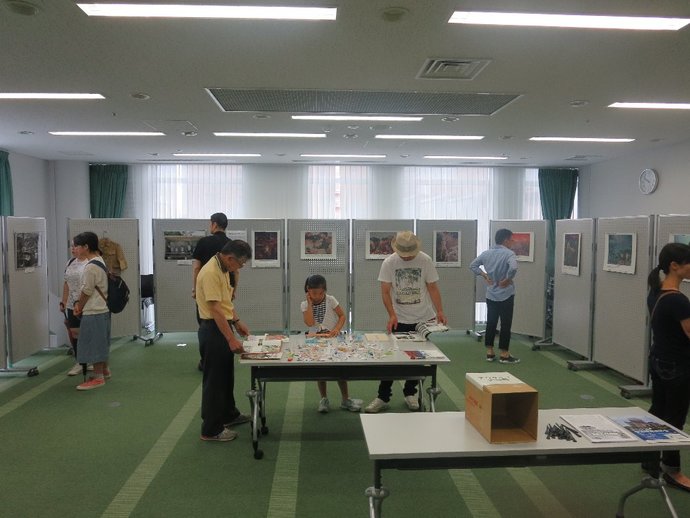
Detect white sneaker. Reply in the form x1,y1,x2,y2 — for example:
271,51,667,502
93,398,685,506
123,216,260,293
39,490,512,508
364,398,389,414
340,398,362,412
67,363,83,376
317,397,330,413
405,395,420,411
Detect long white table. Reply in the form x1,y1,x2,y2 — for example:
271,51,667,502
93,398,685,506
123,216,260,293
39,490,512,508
240,334,450,459
361,407,690,518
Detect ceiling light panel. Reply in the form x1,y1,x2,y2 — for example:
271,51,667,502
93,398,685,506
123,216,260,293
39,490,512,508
376,134,484,140
50,131,164,136
292,115,423,121
448,11,690,31
77,4,337,20
609,102,690,110
530,137,634,143
173,153,261,157
214,132,326,138
208,88,519,116
300,154,387,158
424,155,507,160
0,93,104,99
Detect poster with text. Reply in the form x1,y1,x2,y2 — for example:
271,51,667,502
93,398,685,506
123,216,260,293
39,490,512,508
433,230,461,267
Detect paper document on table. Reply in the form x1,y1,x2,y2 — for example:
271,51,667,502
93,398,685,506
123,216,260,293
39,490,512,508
364,333,390,342
560,414,637,443
241,339,283,360
609,415,690,443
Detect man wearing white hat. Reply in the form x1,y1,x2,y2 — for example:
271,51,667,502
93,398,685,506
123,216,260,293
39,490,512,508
365,231,447,413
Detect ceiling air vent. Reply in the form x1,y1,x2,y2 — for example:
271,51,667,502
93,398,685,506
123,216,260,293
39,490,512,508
417,58,490,80
565,155,602,162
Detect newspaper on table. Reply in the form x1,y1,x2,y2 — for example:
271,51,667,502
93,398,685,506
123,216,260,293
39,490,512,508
415,321,449,340
241,334,284,360
559,414,637,443
608,414,690,443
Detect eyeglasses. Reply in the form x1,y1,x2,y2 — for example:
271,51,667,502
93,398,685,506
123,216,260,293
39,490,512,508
230,256,248,267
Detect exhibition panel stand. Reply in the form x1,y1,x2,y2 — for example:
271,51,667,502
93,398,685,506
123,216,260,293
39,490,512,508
69,218,141,340
351,220,414,332
286,219,350,333
415,219,477,333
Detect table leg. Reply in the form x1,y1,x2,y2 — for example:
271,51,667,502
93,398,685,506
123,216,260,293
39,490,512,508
246,374,264,460
616,475,679,518
365,462,389,518
259,380,269,435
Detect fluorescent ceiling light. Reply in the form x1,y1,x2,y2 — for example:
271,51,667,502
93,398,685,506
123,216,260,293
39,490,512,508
609,102,690,110
173,153,261,157
300,154,387,158
215,132,326,138
77,4,337,20
448,11,690,31
530,137,634,143
424,155,507,160
50,131,164,136
0,93,104,99
292,115,423,122
375,134,484,140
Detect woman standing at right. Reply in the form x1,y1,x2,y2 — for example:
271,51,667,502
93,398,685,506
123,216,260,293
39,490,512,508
647,242,690,491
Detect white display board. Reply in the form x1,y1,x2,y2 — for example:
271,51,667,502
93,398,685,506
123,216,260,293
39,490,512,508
228,219,286,333
352,219,414,331
68,219,141,339
287,219,349,333
592,216,653,383
0,219,6,369
415,219,477,331
489,220,547,339
656,214,690,300
4,217,49,362
552,218,595,358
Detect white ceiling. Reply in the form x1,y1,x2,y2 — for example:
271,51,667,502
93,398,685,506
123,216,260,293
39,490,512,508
1,0,690,167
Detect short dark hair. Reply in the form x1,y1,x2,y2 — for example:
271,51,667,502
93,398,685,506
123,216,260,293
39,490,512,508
305,274,327,292
495,228,513,245
220,239,251,260
73,231,99,252
210,212,228,230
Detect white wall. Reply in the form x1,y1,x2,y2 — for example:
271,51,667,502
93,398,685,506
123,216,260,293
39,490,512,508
579,139,690,218
7,154,90,347
243,164,308,218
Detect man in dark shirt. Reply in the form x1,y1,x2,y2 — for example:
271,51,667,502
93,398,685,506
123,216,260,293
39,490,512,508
192,212,238,369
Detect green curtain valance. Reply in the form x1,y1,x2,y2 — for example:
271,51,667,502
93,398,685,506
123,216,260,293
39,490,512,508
0,150,14,216
89,164,128,218
538,168,579,276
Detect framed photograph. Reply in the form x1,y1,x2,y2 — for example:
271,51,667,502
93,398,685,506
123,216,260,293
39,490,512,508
301,231,335,260
164,230,205,260
603,233,636,274
669,233,690,246
510,232,534,262
366,231,396,260
252,230,280,268
15,232,42,270
433,230,461,267
561,233,581,276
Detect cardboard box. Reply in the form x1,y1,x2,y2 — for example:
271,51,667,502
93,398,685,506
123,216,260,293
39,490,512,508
465,372,538,444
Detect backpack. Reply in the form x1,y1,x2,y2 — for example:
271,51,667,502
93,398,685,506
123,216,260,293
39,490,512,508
88,260,130,313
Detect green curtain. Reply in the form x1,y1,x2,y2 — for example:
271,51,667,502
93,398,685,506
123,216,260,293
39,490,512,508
89,164,128,218
0,150,14,216
538,168,579,277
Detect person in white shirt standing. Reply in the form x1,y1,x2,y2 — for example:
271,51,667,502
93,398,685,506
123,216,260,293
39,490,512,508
72,232,111,391
364,231,447,414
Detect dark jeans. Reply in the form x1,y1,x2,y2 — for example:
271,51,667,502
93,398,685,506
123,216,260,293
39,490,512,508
485,296,514,351
377,322,419,402
648,356,690,470
199,320,241,437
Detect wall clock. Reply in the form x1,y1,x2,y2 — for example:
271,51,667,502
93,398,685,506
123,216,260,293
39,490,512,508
639,168,658,195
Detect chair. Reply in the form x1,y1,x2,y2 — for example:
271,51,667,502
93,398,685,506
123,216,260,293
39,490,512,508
134,274,163,346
